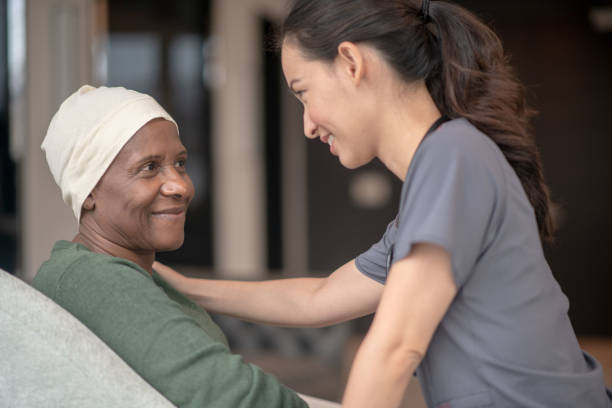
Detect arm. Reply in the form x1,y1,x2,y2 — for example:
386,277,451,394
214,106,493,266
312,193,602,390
341,243,457,408
154,259,384,328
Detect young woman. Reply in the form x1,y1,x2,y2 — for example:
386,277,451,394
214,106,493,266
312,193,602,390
156,1,612,407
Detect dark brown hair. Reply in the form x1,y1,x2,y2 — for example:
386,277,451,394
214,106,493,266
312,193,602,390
281,0,554,241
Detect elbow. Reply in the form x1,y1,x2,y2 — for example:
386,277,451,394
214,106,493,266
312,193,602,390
394,346,424,368
379,340,425,376
356,333,425,385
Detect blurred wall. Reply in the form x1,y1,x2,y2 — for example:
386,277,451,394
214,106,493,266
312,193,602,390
16,0,105,281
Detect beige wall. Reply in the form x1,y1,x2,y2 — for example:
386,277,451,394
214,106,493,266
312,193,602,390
17,0,104,281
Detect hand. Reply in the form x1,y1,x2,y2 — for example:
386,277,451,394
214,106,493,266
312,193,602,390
153,261,188,291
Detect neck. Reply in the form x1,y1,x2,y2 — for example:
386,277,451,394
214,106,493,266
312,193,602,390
73,222,154,274
375,82,442,181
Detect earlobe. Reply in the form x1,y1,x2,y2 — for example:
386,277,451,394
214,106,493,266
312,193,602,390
82,195,95,211
336,41,365,86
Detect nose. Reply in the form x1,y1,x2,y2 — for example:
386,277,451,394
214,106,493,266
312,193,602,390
160,167,193,200
303,109,317,139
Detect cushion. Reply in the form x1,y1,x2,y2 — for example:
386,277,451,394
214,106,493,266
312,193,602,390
0,268,174,407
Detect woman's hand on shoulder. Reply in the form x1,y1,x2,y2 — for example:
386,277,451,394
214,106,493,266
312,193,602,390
153,261,190,292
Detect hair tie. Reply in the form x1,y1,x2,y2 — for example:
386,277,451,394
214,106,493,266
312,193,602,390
420,0,432,23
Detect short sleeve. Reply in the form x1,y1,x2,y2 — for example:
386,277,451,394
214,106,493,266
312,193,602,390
355,218,398,284
393,126,501,288
56,256,306,408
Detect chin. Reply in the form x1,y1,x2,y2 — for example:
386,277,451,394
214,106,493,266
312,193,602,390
339,154,371,170
154,235,185,252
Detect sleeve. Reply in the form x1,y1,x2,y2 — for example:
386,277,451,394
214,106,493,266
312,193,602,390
392,134,500,288
355,218,398,284
57,257,307,408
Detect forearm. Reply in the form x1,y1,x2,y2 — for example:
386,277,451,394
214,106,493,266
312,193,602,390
158,259,381,328
180,276,331,327
342,244,456,407
342,331,421,408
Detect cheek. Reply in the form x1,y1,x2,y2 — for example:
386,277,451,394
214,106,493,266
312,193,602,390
120,188,157,221
185,175,195,203
307,87,336,124
313,92,353,130
306,101,332,129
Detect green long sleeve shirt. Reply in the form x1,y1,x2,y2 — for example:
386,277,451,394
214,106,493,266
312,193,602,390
32,241,306,408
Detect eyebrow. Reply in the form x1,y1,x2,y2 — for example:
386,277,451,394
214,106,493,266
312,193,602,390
133,150,188,165
134,154,160,164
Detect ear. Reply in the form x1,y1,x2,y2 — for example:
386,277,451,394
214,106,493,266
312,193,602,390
336,41,366,86
82,195,95,211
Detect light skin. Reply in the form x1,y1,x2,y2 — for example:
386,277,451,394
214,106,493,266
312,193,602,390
155,40,457,408
75,118,194,274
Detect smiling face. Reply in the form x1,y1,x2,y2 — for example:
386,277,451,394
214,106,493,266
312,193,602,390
281,40,378,169
86,118,194,253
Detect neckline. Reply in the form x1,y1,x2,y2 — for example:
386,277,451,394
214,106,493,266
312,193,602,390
401,115,451,182
424,115,450,140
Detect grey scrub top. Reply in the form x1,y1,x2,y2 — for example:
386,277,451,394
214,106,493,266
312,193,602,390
356,118,611,407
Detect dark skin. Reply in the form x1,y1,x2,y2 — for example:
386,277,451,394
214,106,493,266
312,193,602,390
73,118,194,273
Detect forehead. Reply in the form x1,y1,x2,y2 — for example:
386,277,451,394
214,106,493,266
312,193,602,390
281,41,334,85
281,41,305,76
116,119,182,162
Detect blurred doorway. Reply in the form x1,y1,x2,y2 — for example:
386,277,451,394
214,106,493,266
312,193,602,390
107,0,214,267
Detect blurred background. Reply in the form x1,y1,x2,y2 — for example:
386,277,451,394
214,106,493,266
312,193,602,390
1,0,611,404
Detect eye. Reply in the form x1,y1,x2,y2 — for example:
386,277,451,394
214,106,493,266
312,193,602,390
140,161,158,173
175,158,188,171
292,89,305,101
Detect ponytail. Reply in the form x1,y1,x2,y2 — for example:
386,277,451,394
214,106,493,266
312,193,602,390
428,2,554,241
281,0,555,242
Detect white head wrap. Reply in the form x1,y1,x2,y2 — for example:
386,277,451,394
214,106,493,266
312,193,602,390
42,85,178,221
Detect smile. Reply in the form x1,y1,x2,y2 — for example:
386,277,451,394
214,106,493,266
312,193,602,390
151,207,186,219
320,134,334,145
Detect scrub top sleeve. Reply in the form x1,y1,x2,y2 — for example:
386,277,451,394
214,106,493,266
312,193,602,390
355,217,398,284
393,133,500,288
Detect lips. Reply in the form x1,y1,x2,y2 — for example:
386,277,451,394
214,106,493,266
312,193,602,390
320,134,334,146
151,207,186,217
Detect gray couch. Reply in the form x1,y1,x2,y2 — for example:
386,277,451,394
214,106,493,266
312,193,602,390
0,268,174,407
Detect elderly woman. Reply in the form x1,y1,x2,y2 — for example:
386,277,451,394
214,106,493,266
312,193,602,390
32,85,317,408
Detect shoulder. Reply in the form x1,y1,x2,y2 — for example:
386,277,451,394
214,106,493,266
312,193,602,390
421,118,501,163
406,118,507,188
33,240,152,302
33,242,185,342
